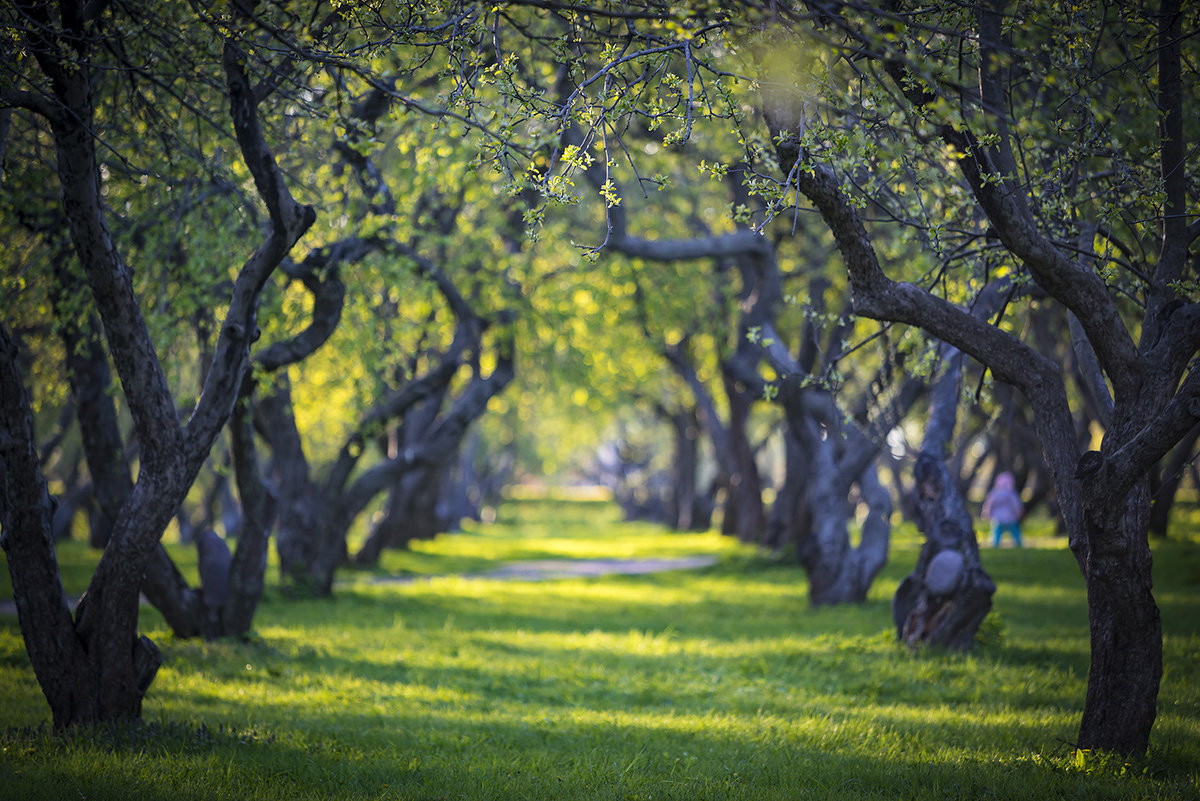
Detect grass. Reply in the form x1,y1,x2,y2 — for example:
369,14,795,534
0,498,1198,800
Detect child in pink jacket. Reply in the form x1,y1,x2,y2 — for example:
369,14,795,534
983,471,1023,547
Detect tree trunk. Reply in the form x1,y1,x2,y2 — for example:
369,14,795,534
3,326,164,725
51,265,133,550
275,493,344,596
355,464,447,566
719,369,766,542
893,351,994,650
665,407,705,531
389,463,453,548
139,545,204,637
254,380,340,595
893,451,996,650
353,387,474,566
222,389,276,637
765,421,811,551
4,3,312,725
1,325,119,728
436,432,487,530
1076,482,1161,754
785,399,893,606
808,462,892,605
1072,423,1164,754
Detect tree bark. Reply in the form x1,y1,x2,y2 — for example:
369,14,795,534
257,379,344,595
1076,478,1161,754
664,405,709,531
765,424,810,550
357,463,449,562
222,387,276,637
50,262,132,549
794,412,894,605
4,1,313,724
1,323,121,729
890,344,994,650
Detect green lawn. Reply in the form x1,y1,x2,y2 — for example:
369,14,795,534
1,498,1198,800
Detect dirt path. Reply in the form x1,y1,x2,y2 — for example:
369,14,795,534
380,555,720,583
0,556,720,616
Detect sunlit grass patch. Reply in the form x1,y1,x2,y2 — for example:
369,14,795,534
1,500,1198,800
360,508,744,582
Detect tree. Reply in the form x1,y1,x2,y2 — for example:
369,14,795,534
749,0,1199,755
573,141,918,601
252,120,524,587
0,0,322,725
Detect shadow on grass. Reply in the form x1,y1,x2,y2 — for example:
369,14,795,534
4,521,1199,800
49,695,1174,801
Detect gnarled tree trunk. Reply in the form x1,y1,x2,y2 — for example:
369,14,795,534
891,351,994,650
2,3,313,725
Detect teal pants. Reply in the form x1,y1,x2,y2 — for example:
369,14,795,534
992,522,1022,547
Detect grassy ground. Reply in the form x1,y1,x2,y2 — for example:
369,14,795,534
1,498,1198,800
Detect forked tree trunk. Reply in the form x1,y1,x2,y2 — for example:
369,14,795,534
893,452,995,650
779,395,893,606
4,4,313,726
1,325,163,727
804,461,892,605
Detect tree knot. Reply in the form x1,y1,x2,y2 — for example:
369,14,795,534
1074,451,1104,480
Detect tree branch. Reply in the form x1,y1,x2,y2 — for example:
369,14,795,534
185,36,316,452
863,0,1141,394
254,244,353,372
0,88,60,122
322,335,468,496
1154,0,1188,287
341,344,515,518
1105,364,1200,497
775,143,1087,546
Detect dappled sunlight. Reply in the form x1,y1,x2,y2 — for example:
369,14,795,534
5,500,1200,800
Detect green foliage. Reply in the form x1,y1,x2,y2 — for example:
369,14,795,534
2,501,1198,800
